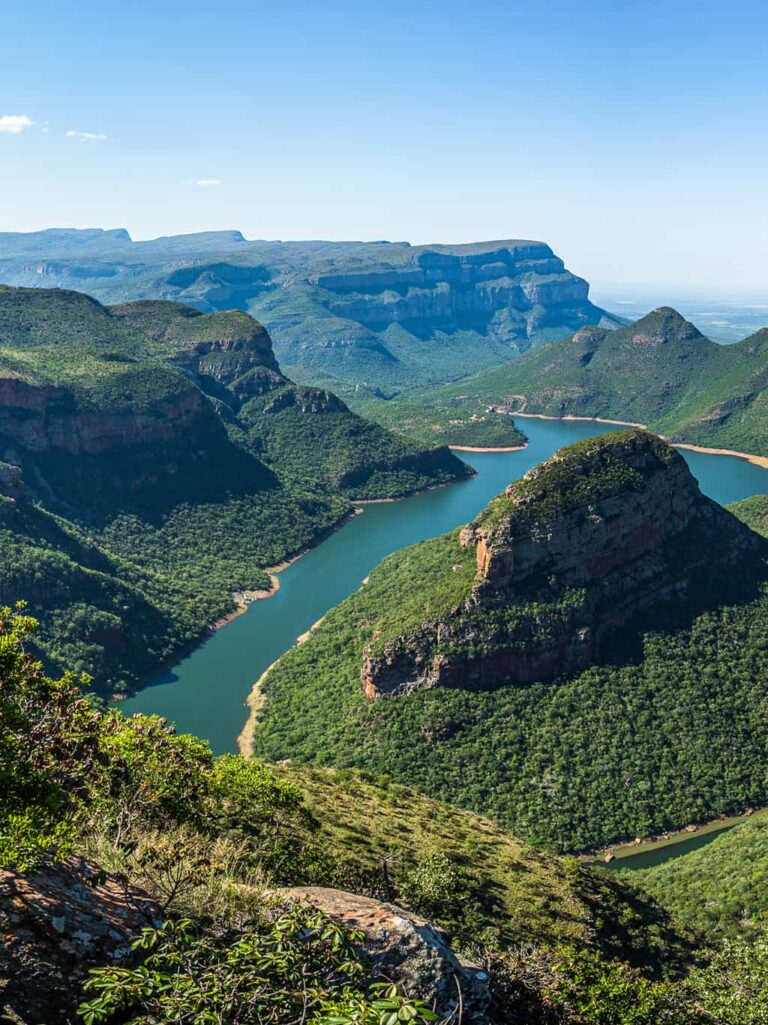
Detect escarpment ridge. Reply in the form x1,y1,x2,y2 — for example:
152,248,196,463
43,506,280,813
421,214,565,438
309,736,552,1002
361,431,762,698
0,231,621,393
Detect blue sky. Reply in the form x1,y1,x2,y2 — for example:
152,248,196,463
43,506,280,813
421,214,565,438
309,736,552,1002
1,0,766,291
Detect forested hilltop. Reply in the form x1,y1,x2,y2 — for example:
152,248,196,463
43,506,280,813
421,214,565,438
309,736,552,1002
0,228,621,394
250,431,768,852
366,307,768,456
0,286,469,693
2,604,766,1024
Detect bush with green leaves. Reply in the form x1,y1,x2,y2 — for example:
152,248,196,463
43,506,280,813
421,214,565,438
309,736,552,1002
486,945,698,1025
79,909,440,1025
0,606,319,885
0,603,96,869
688,937,768,1025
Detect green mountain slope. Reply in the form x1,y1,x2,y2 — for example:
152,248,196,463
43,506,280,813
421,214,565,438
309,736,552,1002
3,609,706,1024
0,287,468,691
274,763,689,965
630,810,768,939
394,307,768,455
250,432,768,852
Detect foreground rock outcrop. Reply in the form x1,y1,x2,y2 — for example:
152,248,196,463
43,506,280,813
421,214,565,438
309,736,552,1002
362,431,763,697
281,886,491,1020
0,856,161,1023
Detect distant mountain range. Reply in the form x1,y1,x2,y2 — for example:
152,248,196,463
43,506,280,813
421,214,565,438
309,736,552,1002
0,229,621,395
369,307,768,456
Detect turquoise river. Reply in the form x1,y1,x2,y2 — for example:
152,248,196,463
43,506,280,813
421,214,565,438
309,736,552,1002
122,418,768,759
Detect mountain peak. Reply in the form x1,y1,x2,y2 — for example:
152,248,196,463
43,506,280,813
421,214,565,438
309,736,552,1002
361,430,761,698
627,307,703,345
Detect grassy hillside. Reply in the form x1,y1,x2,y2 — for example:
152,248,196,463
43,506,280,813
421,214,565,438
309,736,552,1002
630,810,768,939
274,763,688,965
7,609,724,1025
729,494,768,534
279,364,528,449
353,395,527,448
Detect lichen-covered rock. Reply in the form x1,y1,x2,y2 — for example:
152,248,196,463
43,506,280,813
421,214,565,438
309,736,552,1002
0,856,161,1023
280,886,491,1021
362,431,764,697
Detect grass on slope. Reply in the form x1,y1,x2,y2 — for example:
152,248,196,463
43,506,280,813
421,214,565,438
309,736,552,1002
353,396,527,449
238,388,472,499
278,366,528,449
729,495,768,535
0,286,163,386
629,810,768,939
276,763,689,968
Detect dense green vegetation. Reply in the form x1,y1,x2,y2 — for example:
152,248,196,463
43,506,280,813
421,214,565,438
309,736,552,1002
729,493,768,535
10,606,751,1024
251,434,768,853
385,307,768,455
0,287,468,692
252,550,768,853
353,395,527,448
475,430,670,528
629,811,768,939
279,364,529,449
3,606,768,1023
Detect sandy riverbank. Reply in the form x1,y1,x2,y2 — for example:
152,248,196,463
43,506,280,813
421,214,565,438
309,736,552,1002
213,507,366,630
512,411,768,468
513,411,649,429
450,443,527,453
586,808,763,867
671,441,768,469
239,612,328,756
237,662,274,756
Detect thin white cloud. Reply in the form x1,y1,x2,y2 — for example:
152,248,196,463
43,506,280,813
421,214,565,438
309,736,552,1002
0,115,35,134
66,130,108,141
192,178,222,187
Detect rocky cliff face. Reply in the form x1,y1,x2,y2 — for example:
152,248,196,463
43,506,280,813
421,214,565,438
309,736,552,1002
0,231,620,393
0,366,266,518
0,370,221,456
362,431,762,698
315,242,604,343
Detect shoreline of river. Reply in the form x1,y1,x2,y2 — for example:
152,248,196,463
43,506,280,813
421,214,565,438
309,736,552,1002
239,612,328,756
512,411,768,468
586,807,763,869
237,662,273,757
129,476,467,700
451,443,527,453
123,416,768,751
207,510,364,632
513,411,649,429
118,506,365,699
